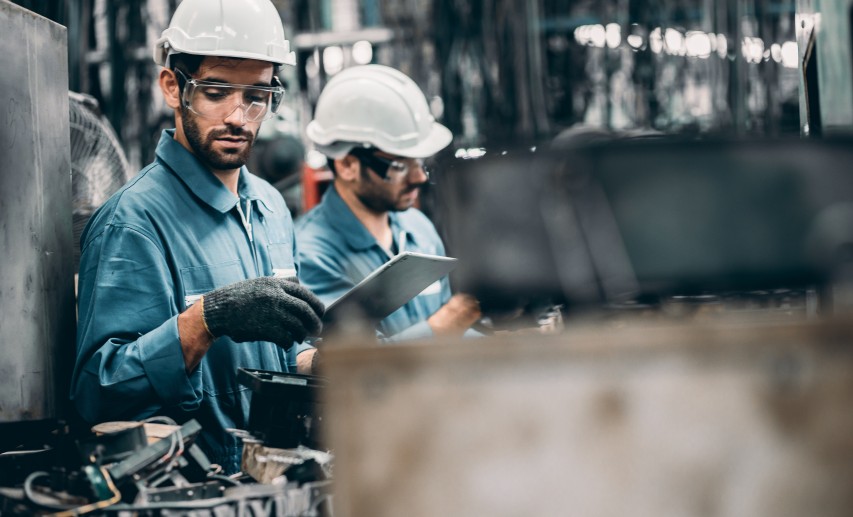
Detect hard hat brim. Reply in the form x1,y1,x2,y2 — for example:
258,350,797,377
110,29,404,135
311,121,453,160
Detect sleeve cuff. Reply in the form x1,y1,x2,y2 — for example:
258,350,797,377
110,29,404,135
138,315,203,410
292,340,316,356
386,320,435,342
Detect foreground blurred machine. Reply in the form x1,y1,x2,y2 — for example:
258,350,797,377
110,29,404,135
435,135,853,319
322,135,853,517
320,3,853,514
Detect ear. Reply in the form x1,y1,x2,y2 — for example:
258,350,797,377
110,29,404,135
334,154,361,182
159,68,181,110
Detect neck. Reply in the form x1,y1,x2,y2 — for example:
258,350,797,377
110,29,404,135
213,168,240,196
334,183,393,251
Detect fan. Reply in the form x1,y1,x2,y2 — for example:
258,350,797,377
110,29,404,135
69,92,134,270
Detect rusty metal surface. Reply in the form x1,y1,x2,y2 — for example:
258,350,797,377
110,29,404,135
0,0,74,422
323,316,853,517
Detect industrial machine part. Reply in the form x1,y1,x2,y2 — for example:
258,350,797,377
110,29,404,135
435,136,853,314
241,442,333,484
797,0,853,136
322,316,853,517
69,91,134,271
238,368,327,450
0,417,334,515
0,0,76,424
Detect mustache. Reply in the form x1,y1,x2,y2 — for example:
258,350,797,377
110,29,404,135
209,127,254,141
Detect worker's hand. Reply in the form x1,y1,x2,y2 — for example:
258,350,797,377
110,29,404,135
201,276,325,350
427,293,482,337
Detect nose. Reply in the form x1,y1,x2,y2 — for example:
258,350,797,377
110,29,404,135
408,161,429,183
223,104,248,127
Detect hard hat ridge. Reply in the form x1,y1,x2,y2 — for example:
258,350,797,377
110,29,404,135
153,0,296,67
306,65,453,159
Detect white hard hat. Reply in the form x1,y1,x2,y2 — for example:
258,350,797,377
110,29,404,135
306,65,453,159
153,0,296,67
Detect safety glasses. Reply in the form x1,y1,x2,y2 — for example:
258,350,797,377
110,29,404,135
350,148,430,183
174,68,284,122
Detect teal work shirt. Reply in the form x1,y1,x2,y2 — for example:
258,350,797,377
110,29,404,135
73,130,312,473
295,185,451,340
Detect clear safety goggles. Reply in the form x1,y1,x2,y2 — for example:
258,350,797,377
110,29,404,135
351,148,430,183
174,68,284,122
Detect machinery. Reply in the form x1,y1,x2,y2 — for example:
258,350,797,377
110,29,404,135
434,135,853,320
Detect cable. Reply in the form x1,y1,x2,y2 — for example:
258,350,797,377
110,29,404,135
23,471,77,511
208,474,242,487
142,416,178,426
47,467,122,517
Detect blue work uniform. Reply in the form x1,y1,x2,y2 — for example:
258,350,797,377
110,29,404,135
73,129,312,473
295,184,451,340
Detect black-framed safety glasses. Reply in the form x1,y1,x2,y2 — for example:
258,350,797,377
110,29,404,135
350,148,430,183
174,68,285,122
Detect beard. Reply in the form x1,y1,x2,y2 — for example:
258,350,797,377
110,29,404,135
181,107,256,171
354,165,421,213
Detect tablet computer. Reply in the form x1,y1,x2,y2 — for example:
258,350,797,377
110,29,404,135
323,251,458,326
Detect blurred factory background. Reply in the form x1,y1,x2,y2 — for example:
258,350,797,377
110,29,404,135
4,0,853,515
12,0,806,186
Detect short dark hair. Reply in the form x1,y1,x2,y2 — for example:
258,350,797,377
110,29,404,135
169,53,281,78
169,53,206,76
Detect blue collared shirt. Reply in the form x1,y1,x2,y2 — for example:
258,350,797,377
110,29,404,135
73,130,312,473
295,185,451,340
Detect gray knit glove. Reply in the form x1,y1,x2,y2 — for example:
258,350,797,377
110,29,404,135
201,276,324,350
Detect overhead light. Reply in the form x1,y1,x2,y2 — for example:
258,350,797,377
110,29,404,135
770,43,782,62
741,37,765,63
323,46,344,75
352,40,373,65
685,31,711,58
664,28,685,56
627,34,644,49
715,34,728,59
781,41,798,68
649,27,663,54
454,148,487,160
589,24,606,48
605,23,621,49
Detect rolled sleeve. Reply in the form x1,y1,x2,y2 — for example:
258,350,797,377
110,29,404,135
138,316,202,409
73,223,202,422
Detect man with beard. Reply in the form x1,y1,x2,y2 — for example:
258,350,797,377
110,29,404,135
72,0,324,474
296,65,481,341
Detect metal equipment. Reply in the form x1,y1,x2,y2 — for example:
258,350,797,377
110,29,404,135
0,0,76,424
238,368,327,450
322,316,853,517
435,135,853,315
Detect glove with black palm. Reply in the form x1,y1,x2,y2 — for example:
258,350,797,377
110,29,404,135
202,276,324,350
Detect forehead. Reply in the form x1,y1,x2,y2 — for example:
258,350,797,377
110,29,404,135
195,56,274,84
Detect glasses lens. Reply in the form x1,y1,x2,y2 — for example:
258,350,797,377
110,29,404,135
356,151,428,182
178,70,280,122
189,85,272,121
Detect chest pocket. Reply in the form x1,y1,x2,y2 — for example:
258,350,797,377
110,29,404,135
267,242,296,278
179,259,244,309
180,259,283,397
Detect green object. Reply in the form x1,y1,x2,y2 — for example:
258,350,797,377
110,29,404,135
83,465,113,501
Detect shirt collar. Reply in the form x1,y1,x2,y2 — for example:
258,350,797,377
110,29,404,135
154,129,277,214
321,185,375,251
320,184,419,251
